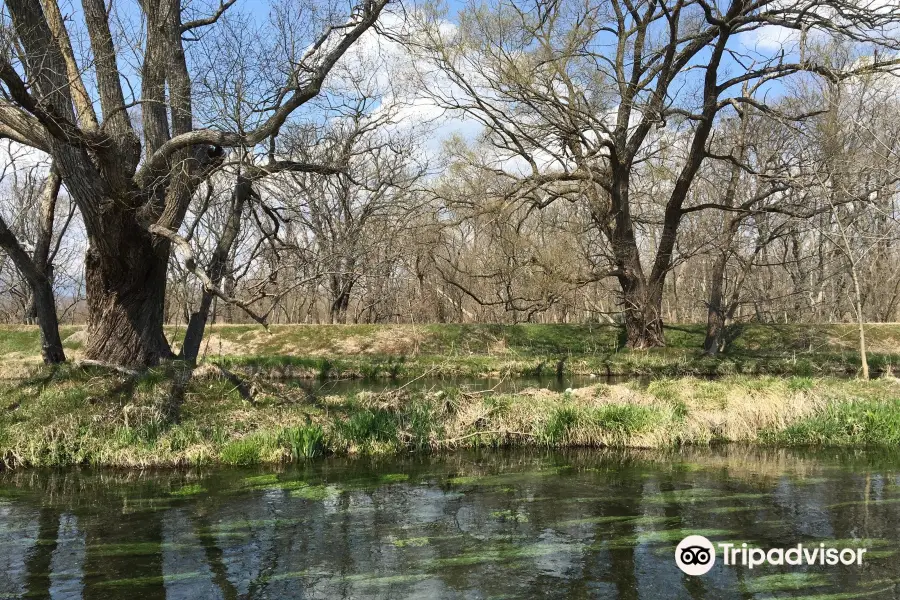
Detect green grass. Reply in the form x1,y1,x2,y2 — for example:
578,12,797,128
1,323,899,467
280,424,326,460
0,325,80,356
4,323,899,380
201,322,899,379
1,362,899,467
766,397,900,446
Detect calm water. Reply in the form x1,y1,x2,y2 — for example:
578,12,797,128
1,447,899,599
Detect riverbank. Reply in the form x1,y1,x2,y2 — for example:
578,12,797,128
2,322,900,379
1,364,899,468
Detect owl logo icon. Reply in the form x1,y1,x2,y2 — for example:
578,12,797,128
675,535,716,575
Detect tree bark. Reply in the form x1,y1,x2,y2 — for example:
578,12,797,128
703,252,728,356
181,291,215,364
329,288,352,324
83,219,172,367
620,273,665,349
32,275,66,363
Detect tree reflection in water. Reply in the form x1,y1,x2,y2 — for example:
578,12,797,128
1,447,899,599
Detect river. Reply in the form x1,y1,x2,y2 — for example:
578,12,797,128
1,446,898,598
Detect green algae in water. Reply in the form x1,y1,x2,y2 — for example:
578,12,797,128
743,573,832,593
291,484,341,500
707,505,761,514
241,474,280,487
490,509,529,523
2,447,900,599
391,537,430,547
169,483,204,497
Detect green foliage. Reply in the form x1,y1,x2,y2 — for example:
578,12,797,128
769,398,900,446
333,408,398,451
788,377,815,391
589,404,658,434
403,400,439,451
280,424,325,460
317,358,333,379
541,406,579,445
220,435,276,465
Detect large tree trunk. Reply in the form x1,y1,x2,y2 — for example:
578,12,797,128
607,165,667,350
620,274,665,349
330,289,352,324
83,221,172,368
703,252,728,356
3,0,388,368
328,270,354,325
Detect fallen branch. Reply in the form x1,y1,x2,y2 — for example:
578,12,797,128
439,430,535,444
75,359,141,377
192,363,255,402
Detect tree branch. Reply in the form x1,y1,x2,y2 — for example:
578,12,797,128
180,0,238,32
133,0,390,186
148,223,269,327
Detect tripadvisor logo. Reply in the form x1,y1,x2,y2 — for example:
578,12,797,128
675,535,868,576
676,535,716,575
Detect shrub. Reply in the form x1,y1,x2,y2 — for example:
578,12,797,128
221,436,269,464
771,399,900,446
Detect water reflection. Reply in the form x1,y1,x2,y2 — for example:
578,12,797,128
1,447,899,599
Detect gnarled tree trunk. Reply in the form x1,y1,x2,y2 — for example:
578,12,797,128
329,286,353,324
2,0,388,368
619,273,666,349
83,220,172,367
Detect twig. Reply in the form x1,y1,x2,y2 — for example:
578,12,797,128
439,430,534,444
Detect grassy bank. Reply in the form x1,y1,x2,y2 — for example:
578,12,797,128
1,363,899,468
2,322,899,379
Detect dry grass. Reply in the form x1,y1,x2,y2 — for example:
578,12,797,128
1,363,898,468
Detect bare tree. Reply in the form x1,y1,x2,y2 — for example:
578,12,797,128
270,87,429,324
0,0,390,366
407,0,900,348
0,146,73,363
